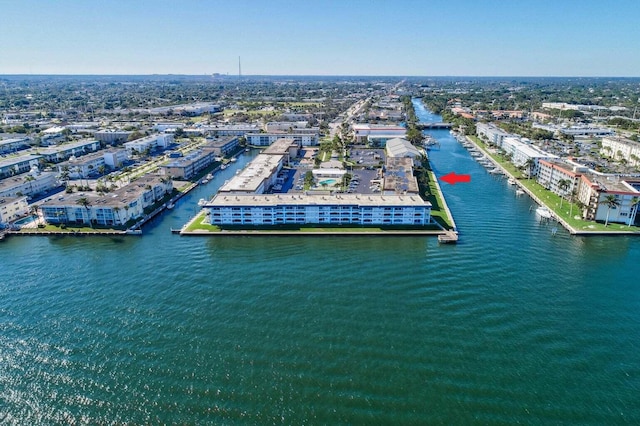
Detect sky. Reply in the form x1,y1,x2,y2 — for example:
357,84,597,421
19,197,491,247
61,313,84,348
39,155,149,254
1,0,638,77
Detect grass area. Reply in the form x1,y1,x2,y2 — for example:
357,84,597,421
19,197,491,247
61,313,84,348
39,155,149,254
182,212,442,233
19,224,126,234
519,178,640,232
425,170,454,230
414,166,454,230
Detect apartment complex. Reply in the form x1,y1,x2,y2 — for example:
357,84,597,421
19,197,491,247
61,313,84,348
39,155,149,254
537,159,640,225
206,193,431,226
601,136,640,165
0,196,29,225
245,132,319,146
123,133,174,155
40,176,172,227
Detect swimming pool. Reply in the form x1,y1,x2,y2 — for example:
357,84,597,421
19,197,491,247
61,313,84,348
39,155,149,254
318,179,338,186
14,216,35,226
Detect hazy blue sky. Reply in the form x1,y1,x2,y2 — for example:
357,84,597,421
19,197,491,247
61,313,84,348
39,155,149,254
1,0,638,76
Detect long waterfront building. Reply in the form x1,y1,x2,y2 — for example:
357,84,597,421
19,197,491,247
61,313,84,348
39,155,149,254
206,193,431,226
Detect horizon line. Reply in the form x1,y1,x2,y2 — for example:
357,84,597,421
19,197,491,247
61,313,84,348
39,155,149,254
1,73,639,79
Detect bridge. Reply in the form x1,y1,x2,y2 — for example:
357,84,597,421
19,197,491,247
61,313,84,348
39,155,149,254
416,122,453,129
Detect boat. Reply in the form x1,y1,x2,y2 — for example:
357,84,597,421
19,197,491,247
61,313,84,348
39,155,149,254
197,198,207,207
516,189,525,196
220,164,228,170
206,173,213,180
201,179,209,184
508,178,516,185
535,206,552,219
489,168,503,175
230,157,237,163
245,148,250,152
166,202,174,210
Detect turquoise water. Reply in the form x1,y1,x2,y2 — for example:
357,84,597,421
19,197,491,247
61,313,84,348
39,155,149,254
13,216,35,226
318,178,338,186
0,102,639,424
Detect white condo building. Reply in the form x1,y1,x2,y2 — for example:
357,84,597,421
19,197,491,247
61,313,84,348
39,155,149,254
601,137,640,165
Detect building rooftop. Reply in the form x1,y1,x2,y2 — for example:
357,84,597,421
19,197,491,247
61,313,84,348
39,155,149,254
207,192,431,208
218,154,282,193
383,157,419,194
262,138,298,155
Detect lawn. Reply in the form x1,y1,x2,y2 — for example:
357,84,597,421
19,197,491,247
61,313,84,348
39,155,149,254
182,212,442,234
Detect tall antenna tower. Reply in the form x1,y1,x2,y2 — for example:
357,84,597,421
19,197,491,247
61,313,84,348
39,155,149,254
238,56,242,80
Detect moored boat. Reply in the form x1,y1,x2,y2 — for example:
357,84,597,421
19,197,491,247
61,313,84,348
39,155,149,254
535,206,552,219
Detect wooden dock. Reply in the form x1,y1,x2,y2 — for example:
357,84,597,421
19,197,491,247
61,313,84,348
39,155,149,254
438,231,459,244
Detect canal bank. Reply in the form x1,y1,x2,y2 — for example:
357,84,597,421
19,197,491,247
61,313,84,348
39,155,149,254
460,133,640,236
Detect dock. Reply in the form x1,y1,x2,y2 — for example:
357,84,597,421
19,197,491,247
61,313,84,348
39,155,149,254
438,231,459,244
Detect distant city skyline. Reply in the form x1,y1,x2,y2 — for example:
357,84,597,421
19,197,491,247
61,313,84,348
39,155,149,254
1,0,639,77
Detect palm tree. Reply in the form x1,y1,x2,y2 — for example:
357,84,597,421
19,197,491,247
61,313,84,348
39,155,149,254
24,175,35,197
628,196,639,227
569,189,578,218
76,197,92,227
29,204,39,225
557,179,571,209
524,158,535,180
113,206,121,226
600,194,620,227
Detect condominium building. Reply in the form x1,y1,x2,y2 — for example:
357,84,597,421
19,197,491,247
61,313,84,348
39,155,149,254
204,136,240,157
161,148,216,179
36,139,101,163
0,137,31,154
476,123,510,146
264,121,309,132
0,154,42,179
245,132,319,146
57,152,107,178
205,193,431,226
383,157,420,195
601,136,640,165
204,124,260,136
40,176,172,226
124,133,174,155
352,124,406,146
501,136,558,173
0,171,58,198
94,130,132,145
218,154,285,194
0,196,29,225
537,159,640,225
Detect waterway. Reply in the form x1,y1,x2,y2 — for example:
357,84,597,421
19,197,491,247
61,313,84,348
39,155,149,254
0,101,639,424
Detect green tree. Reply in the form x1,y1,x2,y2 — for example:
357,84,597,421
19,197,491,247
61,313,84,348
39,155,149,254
524,158,535,180
600,194,620,227
76,197,92,227
557,179,571,208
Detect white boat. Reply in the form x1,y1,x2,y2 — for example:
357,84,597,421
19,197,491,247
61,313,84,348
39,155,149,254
220,164,228,170
206,173,213,180
489,168,503,175
508,178,516,185
230,157,237,163
166,202,174,210
198,198,207,206
535,206,552,219
201,179,209,184
516,189,525,196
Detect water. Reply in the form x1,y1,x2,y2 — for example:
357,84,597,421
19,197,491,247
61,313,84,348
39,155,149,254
1,105,639,424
